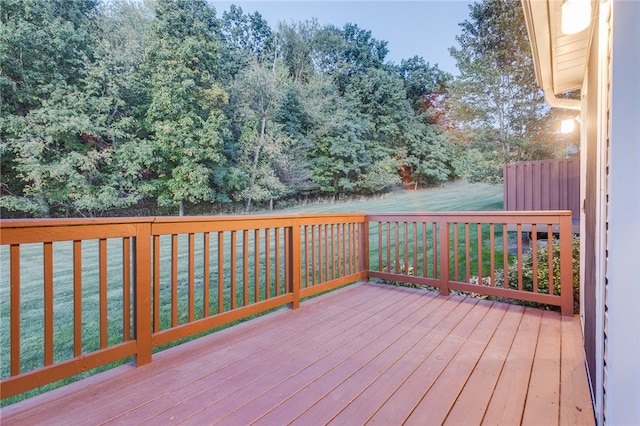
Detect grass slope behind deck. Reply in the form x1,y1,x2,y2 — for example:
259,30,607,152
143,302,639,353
278,181,503,214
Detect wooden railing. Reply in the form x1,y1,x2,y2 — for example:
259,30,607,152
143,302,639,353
367,211,575,312
0,211,574,399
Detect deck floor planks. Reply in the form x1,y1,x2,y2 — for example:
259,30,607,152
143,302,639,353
1,282,595,426
9,283,393,425
114,284,416,424
136,284,425,424
323,296,460,426
404,301,511,425
290,296,454,426
364,297,492,425
275,294,448,425
442,303,525,425
560,315,596,425
4,283,376,424
184,286,438,425
481,307,543,425
521,310,562,425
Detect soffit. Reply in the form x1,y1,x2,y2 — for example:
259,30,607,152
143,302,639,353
522,0,596,95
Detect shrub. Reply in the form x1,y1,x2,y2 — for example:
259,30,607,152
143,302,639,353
498,234,580,311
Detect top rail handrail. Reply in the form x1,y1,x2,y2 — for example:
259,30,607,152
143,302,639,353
0,212,368,228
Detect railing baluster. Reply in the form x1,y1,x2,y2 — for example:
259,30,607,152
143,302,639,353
203,232,210,317
394,222,400,274
311,225,316,286
265,228,271,297
489,223,495,287
243,230,249,306
153,235,160,332
73,241,82,356
548,224,554,295
477,223,483,285
517,224,523,291
275,228,281,297
454,222,459,282
532,224,538,293
377,222,382,273
254,229,260,303
188,233,195,322
413,222,418,278
318,225,324,283
324,224,329,281
302,226,308,288
439,221,450,296
217,232,224,313
465,223,471,283
10,244,21,376
230,230,237,309
432,222,438,277
99,238,108,348
44,242,54,365
331,224,336,280
503,224,509,289
422,222,428,277
171,234,178,326
344,223,349,275
123,238,131,341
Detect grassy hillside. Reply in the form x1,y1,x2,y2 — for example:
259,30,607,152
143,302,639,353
279,181,503,214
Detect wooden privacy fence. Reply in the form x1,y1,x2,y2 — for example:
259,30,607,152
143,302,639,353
504,158,580,221
0,211,574,398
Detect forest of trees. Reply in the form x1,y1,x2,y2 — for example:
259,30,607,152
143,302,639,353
0,0,567,217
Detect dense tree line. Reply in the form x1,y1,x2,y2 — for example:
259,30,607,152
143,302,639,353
1,0,562,217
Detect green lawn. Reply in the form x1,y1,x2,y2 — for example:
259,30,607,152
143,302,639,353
279,181,503,214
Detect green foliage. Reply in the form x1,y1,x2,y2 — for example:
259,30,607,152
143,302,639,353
498,235,580,310
1,1,471,217
448,0,558,183
144,0,229,214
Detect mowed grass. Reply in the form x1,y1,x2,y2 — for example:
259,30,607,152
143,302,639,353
0,181,503,405
278,181,503,214
283,181,506,283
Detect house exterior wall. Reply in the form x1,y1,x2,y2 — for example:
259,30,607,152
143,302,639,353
603,1,640,424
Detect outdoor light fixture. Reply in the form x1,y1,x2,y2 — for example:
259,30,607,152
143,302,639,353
561,118,576,133
562,0,592,35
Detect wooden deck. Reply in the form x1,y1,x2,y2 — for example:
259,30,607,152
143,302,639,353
1,282,594,425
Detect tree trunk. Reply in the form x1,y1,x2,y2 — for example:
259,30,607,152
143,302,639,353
179,200,184,217
246,114,267,213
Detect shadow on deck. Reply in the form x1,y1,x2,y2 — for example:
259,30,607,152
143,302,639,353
1,282,594,425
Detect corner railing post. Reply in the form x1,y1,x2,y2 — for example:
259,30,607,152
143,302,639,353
359,218,370,279
439,220,450,296
133,221,152,366
559,213,574,316
287,222,301,309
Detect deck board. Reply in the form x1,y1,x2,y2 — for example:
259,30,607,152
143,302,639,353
1,282,595,426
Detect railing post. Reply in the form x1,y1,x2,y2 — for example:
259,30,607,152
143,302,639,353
439,221,450,296
133,222,152,366
559,213,574,316
359,219,370,279
287,223,301,309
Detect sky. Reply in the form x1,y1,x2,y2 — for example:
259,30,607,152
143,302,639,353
211,1,474,75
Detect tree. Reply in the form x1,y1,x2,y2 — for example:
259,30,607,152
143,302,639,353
218,5,274,82
1,0,150,217
230,59,293,211
310,23,388,94
145,0,229,216
448,0,550,178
